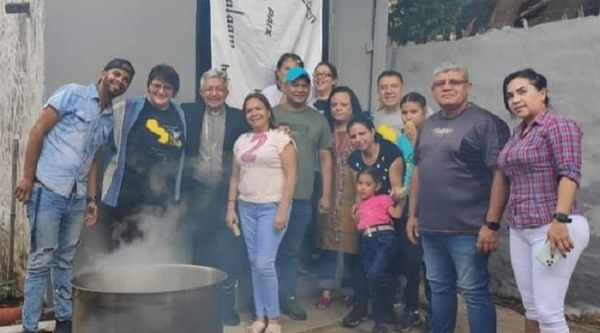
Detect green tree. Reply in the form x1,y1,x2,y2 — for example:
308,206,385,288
388,0,479,44
389,0,599,45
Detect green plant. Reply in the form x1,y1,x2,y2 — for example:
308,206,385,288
0,280,20,306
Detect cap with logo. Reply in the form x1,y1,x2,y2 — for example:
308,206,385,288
103,58,135,79
285,66,310,83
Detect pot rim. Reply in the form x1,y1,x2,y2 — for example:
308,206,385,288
71,264,227,294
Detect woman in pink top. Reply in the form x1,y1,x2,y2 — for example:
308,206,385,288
226,93,297,333
354,168,402,333
498,68,589,333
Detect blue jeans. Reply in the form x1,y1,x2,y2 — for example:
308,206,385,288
360,229,397,324
276,199,312,299
239,201,289,318
422,234,496,333
22,183,85,331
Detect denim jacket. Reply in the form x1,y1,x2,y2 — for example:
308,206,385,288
37,83,113,198
101,95,187,206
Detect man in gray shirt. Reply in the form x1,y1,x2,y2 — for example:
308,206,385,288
372,70,405,136
406,61,510,333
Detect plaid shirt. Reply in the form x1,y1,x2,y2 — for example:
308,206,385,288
497,109,583,229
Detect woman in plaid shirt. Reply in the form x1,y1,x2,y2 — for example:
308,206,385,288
498,68,590,333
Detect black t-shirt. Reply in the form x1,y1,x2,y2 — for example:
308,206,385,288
312,99,330,115
348,138,403,194
120,100,185,206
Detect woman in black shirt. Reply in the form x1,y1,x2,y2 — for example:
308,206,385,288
342,116,405,331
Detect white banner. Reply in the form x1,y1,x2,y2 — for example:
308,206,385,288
210,0,323,108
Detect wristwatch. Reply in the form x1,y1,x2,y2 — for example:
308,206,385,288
484,221,500,231
552,212,572,223
86,196,97,204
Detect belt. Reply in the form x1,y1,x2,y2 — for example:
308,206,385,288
362,224,394,237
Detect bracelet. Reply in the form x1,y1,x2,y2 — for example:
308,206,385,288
228,199,236,202
86,196,97,204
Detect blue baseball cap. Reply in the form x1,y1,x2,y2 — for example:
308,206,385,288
285,66,310,83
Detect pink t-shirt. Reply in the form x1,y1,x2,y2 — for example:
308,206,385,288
234,130,293,203
356,194,395,231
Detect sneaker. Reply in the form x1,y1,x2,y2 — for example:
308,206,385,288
425,314,432,333
280,296,307,320
342,303,368,328
54,320,72,333
394,309,422,331
372,323,390,333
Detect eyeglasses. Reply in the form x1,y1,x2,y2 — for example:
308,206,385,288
202,86,227,93
432,79,468,89
314,72,333,78
150,82,174,93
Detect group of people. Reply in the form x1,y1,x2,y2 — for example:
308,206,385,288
13,52,589,333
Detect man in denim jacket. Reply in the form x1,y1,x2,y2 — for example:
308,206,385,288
14,58,134,333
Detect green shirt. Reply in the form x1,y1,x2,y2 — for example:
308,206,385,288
273,105,332,200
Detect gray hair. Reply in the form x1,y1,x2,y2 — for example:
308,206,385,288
200,68,229,90
433,61,469,81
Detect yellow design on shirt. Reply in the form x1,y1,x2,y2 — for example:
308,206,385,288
377,124,397,142
145,118,182,147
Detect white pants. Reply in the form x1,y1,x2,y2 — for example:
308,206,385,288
510,215,590,333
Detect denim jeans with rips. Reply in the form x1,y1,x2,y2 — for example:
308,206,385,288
22,183,85,332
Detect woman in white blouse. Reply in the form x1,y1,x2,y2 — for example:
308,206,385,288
226,93,297,333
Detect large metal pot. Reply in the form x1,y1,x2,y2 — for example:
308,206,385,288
72,264,227,333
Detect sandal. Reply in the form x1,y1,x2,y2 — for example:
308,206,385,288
316,294,333,309
244,321,266,333
264,323,282,333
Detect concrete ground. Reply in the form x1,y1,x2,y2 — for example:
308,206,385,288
1,277,597,333
225,294,597,333
0,295,596,333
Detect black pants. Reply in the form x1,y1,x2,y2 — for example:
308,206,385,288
184,184,248,288
299,171,322,270
393,201,426,312
107,190,176,248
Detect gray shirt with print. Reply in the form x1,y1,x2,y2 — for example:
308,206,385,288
413,103,510,234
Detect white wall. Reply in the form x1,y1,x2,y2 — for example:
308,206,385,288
0,0,44,279
44,0,197,102
388,16,600,313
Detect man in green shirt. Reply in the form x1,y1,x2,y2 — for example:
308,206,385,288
273,67,332,320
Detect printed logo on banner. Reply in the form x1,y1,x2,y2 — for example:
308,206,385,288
211,0,323,108
265,7,274,36
301,0,317,24
226,0,243,49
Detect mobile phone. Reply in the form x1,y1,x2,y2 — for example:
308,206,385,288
535,242,561,267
